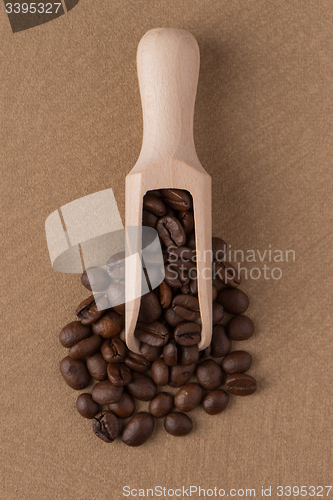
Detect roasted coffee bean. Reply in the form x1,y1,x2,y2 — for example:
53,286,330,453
186,232,196,249
119,328,126,343
172,294,200,321
106,251,125,281
168,363,196,388
178,345,199,366
147,189,162,198
160,189,192,211
215,261,241,288
126,372,157,401
196,360,223,390
163,340,178,367
210,325,232,358
92,310,124,338
59,321,91,348
164,306,184,327
189,278,198,295
212,301,224,325
59,356,90,390
122,412,155,447
212,237,227,261
168,258,195,273
198,344,211,363
164,412,193,436
221,351,252,374
174,322,201,346
180,283,190,295
212,284,218,302
217,287,249,315
101,338,127,364
107,283,125,315
164,264,189,288
76,393,100,419
225,374,257,396
138,292,162,323
76,295,109,325
174,383,204,412
178,210,194,234
124,353,151,372
168,246,196,263
86,352,108,381
149,392,174,418
156,281,173,309
68,335,103,360
140,343,163,361
107,391,135,418
81,267,111,292
92,411,119,443
156,216,186,248
92,380,124,405
226,315,254,340
107,362,132,386
151,358,169,386
135,321,169,347
143,193,166,216
202,389,229,415
143,209,158,228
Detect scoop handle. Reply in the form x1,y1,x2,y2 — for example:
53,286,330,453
136,28,200,166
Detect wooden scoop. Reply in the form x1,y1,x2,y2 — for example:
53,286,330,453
125,28,212,352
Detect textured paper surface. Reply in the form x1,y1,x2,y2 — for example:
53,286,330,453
0,1,332,499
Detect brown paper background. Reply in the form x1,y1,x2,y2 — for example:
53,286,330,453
1,1,332,499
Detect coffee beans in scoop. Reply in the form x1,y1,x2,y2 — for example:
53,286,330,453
58,188,257,446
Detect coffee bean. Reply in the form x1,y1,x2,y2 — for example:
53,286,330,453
160,189,192,211
59,321,91,348
143,209,158,228
119,328,126,343
163,306,184,327
76,295,109,325
151,358,169,386
202,389,229,415
164,264,189,288
124,353,151,373
126,372,157,401
212,237,226,261
92,310,124,338
92,380,124,405
81,267,111,292
149,392,174,418
92,411,119,443
210,325,232,358
101,338,127,364
222,351,252,374
156,216,186,248
174,383,204,412
174,322,201,346
68,335,103,360
76,393,100,419
164,412,193,436
107,391,135,418
156,281,172,308
217,287,249,315
59,356,90,390
143,193,166,216
225,374,257,395
106,251,125,281
178,210,194,234
172,294,200,321
135,321,169,347
186,232,196,249
215,261,241,288
107,283,125,315
196,360,223,390
122,412,155,447
178,345,199,366
198,344,211,363
107,362,132,386
212,284,218,302
168,246,196,263
168,363,196,388
86,352,108,381
212,301,224,325
189,278,197,295
163,340,178,367
138,292,162,323
226,315,254,340
140,343,163,361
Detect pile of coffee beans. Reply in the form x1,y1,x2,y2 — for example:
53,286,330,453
59,189,257,446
